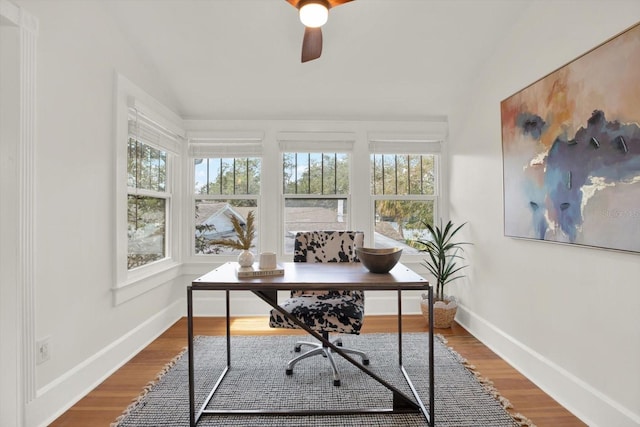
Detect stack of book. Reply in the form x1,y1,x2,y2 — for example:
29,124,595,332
235,263,285,278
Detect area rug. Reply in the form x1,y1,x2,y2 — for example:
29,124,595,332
112,333,535,426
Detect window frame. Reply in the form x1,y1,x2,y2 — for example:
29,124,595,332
187,131,264,263
181,122,447,270
114,74,185,304
127,136,171,270
367,133,445,260
281,152,352,255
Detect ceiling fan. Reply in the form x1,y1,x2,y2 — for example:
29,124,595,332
286,0,354,63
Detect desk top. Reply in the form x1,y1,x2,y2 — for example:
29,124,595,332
192,262,429,291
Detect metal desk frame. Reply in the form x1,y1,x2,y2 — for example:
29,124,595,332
187,262,434,426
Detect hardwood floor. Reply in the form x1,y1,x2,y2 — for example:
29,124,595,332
49,315,586,426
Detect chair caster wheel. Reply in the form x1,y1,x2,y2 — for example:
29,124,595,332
286,368,293,375
363,359,370,366
294,345,301,352
333,379,341,386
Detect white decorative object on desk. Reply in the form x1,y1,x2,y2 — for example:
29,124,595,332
237,250,254,268
259,252,277,270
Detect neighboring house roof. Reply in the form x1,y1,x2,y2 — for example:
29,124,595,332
285,207,345,232
195,202,246,238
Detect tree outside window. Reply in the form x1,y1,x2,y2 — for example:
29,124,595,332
283,152,350,253
127,138,169,269
194,157,260,255
371,154,437,253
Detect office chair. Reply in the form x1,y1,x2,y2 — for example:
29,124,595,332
269,231,369,386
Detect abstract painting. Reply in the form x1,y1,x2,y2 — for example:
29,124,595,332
501,21,640,253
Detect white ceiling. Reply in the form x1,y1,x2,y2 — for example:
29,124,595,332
105,0,530,120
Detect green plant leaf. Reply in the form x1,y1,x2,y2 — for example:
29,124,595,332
414,219,470,299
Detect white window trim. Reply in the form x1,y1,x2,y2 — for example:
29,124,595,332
281,148,353,255
180,119,448,274
113,73,185,305
187,131,264,264
367,131,446,263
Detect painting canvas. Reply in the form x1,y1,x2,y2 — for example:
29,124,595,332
501,22,640,253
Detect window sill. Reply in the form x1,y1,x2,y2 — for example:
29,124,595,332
112,260,182,306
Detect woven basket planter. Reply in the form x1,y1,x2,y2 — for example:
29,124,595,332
420,294,458,328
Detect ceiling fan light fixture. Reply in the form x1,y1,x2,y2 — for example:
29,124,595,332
299,0,329,28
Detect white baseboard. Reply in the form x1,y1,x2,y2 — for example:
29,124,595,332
26,289,425,427
455,304,640,427
29,300,184,427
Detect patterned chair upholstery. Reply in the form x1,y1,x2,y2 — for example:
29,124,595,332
269,231,369,386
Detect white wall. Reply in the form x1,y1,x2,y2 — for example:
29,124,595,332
9,2,436,425
1,9,22,427
9,2,187,425
448,2,640,426
8,0,640,426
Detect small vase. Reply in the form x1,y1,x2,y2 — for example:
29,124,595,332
237,250,254,267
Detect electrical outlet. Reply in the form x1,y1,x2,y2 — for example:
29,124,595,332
36,336,51,364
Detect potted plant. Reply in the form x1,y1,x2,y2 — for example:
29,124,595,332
414,220,469,328
209,210,256,267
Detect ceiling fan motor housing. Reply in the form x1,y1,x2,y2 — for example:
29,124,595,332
297,0,331,11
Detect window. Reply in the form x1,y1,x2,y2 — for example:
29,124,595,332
370,150,440,254
193,157,261,255
127,138,169,269
121,121,444,271
283,152,350,253
115,73,185,299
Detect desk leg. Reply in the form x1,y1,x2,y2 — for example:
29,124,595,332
189,289,233,427
226,290,230,366
429,285,435,426
187,286,195,427
397,289,403,365
397,289,433,425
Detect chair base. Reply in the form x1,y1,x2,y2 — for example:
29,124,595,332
285,335,369,387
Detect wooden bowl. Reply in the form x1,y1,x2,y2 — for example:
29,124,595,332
356,247,403,274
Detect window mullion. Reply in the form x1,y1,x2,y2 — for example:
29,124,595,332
321,153,324,195
380,154,387,194
206,159,210,195
407,155,411,195
334,153,337,194
420,155,424,194
219,158,222,195
232,158,237,195
307,153,311,194
394,155,398,195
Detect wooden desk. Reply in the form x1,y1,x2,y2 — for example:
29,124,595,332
188,262,434,426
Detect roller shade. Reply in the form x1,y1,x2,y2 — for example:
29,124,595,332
277,131,355,152
368,132,444,154
187,130,264,157
127,97,183,154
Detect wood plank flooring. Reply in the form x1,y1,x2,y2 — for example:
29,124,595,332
49,315,586,426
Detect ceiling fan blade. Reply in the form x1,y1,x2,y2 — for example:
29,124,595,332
301,26,322,63
286,0,353,8
327,0,353,6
